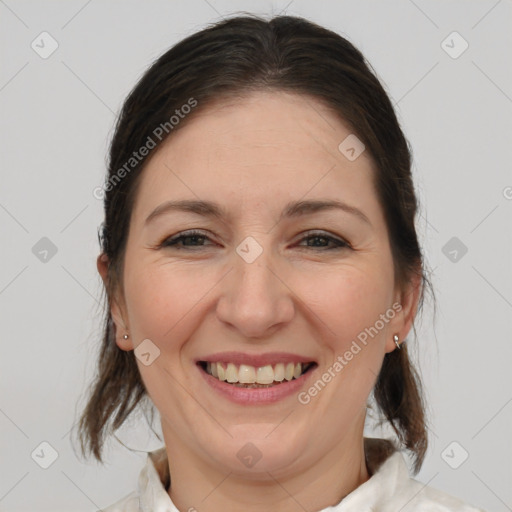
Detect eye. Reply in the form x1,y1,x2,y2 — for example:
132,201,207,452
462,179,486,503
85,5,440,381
158,229,350,251
295,230,350,251
160,229,215,249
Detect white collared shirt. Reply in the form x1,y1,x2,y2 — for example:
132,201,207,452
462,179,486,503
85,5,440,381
99,438,485,511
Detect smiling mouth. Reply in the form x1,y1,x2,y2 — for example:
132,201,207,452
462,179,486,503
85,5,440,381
198,361,317,388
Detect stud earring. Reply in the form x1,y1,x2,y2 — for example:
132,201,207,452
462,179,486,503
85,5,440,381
394,334,401,350
123,334,129,340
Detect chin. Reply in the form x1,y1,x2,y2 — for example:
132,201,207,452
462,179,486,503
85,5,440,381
206,425,306,476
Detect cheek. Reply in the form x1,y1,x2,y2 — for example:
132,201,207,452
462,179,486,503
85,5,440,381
123,262,217,350
298,263,394,345
123,220,396,337
124,256,394,347
122,264,209,414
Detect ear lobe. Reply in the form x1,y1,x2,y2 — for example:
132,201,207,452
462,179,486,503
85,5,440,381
384,272,422,353
115,333,133,351
111,302,133,351
96,253,133,351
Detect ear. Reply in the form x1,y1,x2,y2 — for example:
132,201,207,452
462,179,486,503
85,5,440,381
96,253,134,351
384,271,422,354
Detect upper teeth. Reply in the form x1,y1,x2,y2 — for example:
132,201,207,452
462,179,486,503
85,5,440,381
205,362,307,384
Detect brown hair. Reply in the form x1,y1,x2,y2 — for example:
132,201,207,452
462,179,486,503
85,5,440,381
77,14,433,474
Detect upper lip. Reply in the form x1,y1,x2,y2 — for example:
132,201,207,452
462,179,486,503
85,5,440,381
196,352,317,368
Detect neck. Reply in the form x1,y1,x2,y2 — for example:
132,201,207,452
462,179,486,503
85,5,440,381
162,421,370,512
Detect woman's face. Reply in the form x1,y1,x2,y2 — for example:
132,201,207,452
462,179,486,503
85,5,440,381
105,91,418,478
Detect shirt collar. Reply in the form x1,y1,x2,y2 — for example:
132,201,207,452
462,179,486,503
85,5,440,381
136,437,406,512
137,447,176,512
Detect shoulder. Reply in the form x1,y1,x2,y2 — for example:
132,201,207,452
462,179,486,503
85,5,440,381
340,440,487,512
98,490,139,512
393,475,486,511
97,447,174,512
379,452,486,512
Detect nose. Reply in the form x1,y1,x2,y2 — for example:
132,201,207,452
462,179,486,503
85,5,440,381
216,243,295,339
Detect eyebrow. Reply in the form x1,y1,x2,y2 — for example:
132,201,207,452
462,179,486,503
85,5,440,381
144,199,372,227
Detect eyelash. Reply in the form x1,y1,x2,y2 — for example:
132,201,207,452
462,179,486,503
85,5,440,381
159,229,350,251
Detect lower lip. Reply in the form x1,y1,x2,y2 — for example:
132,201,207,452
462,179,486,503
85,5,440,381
197,364,316,405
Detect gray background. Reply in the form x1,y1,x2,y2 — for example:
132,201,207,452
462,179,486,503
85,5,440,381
1,0,511,510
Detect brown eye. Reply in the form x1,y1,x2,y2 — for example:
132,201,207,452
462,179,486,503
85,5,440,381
161,230,214,249
297,231,350,250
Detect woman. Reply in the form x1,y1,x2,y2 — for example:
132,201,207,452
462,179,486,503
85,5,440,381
79,14,484,511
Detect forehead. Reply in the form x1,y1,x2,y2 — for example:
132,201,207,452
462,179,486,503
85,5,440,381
131,91,380,224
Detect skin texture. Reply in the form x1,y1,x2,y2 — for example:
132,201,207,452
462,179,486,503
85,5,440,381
98,91,420,512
